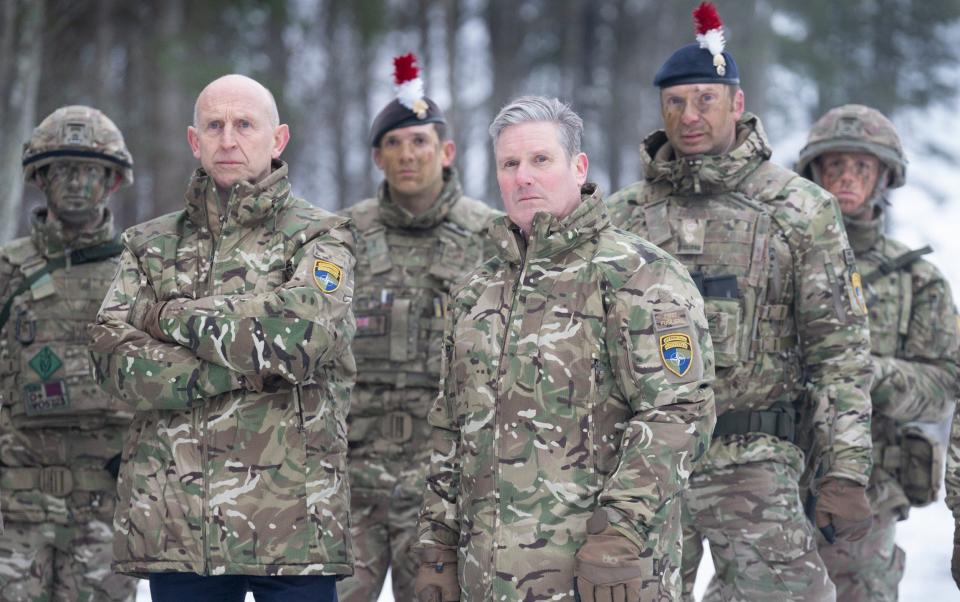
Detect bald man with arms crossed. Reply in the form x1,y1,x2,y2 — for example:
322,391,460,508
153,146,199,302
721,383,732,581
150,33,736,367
89,74,357,602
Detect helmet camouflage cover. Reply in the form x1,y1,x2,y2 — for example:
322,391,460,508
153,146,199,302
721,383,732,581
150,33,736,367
797,104,906,189
22,105,134,186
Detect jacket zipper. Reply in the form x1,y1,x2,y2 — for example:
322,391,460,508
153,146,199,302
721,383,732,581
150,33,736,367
200,188,226,574
295,385,305,433
490,234,529,596
591,357,601,487
200,402,211,574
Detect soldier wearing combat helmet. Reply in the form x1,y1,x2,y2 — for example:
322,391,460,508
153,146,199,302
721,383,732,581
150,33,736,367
0,105,137,600
337,54,499,602
607,4,875,600
799,104,960,600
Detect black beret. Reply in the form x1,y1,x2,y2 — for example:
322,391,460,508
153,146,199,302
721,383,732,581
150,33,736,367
653,43,740,88
369,98,446,147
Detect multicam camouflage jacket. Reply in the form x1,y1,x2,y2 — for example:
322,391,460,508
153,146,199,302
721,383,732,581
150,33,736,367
0,209,130,524
340,168,498,486
607,114,874,486
946,404,960,522
89,162,358,577
417,187,716,601
843,208,960,516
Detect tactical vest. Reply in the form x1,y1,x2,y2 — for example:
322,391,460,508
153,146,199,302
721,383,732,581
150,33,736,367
349,199,489,390
0,237,128,430
860,242,941,509
637,163,803,416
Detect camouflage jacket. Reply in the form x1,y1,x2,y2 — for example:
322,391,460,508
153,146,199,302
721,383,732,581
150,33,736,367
947,402,960,520
844,209,960,514
89,162,358,577
0,209,130,524
340,169,498,469
417,187,716,601
607,114,874,485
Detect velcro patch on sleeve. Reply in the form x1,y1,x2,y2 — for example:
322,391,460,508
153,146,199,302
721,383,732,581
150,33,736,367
653,309,689,332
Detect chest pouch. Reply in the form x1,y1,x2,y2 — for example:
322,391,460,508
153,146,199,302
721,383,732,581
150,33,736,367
648,196,776,368
897,424,942,507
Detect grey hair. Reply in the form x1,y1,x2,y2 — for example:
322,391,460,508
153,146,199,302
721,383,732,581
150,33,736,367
488,96,583,159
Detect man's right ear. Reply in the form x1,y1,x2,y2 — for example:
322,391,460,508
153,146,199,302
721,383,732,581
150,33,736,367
372,147,384,170
187,126,201,159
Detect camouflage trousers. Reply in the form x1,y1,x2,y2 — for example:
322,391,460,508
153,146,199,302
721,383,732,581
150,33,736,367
817,510,904,601
337,460,424,602
0,519,136,602
680,460,836,602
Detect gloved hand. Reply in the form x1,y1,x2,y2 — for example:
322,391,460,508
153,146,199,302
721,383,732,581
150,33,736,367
142,300,174,343
815,477,873,543
574,508,645,602
414,546,459,602
952,526,960,590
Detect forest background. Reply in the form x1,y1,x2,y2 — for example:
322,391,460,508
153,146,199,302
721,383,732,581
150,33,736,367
3,2,960,598
2,0,959,238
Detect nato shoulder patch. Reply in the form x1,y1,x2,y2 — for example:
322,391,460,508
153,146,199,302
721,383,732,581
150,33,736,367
660,332,693,377
314,259,343,293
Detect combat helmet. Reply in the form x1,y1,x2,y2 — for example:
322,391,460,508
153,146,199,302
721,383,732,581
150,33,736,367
22,105,134,186
797,104,906,189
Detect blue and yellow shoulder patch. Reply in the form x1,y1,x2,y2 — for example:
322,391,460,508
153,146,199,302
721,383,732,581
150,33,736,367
847,271,867,315
314,259,343,293
660,332,692,377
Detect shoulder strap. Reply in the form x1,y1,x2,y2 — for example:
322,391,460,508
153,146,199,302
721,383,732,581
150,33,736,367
0,238,123,332
348,200,392,275
737,161,797,204
347,199,382,234
863,245,933,286
446,197,495,234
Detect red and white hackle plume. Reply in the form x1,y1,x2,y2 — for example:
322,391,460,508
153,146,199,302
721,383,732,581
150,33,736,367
393,53,429,119
693,2,727,76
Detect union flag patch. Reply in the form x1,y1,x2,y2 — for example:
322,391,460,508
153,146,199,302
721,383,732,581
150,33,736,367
313,260,342,293
660,332,693,377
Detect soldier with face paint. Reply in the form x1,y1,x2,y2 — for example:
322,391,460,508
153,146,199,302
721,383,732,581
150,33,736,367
799,104,960,601
0,105,137,601
338,54,499,602
607,4,874,600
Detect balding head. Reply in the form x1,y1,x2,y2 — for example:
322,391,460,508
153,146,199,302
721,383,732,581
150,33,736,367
194,74,279,128
187,74,290,190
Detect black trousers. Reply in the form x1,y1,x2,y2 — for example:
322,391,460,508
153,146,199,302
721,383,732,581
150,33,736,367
148,572,339,602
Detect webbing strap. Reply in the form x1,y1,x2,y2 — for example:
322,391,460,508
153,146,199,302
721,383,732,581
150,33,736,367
713,407,796,442
863,245,933,286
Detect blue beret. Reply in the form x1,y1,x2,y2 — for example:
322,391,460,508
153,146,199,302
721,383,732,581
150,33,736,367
369,98,446,147
654,43,740,88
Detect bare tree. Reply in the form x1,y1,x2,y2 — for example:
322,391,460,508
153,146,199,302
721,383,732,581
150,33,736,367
0,0,46,244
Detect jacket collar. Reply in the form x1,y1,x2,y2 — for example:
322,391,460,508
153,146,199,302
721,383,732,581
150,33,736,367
184,160,291,231
489,183,608,264
377,167,463,230
844,204,885,254
641,112,772,195
30,207,116,257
